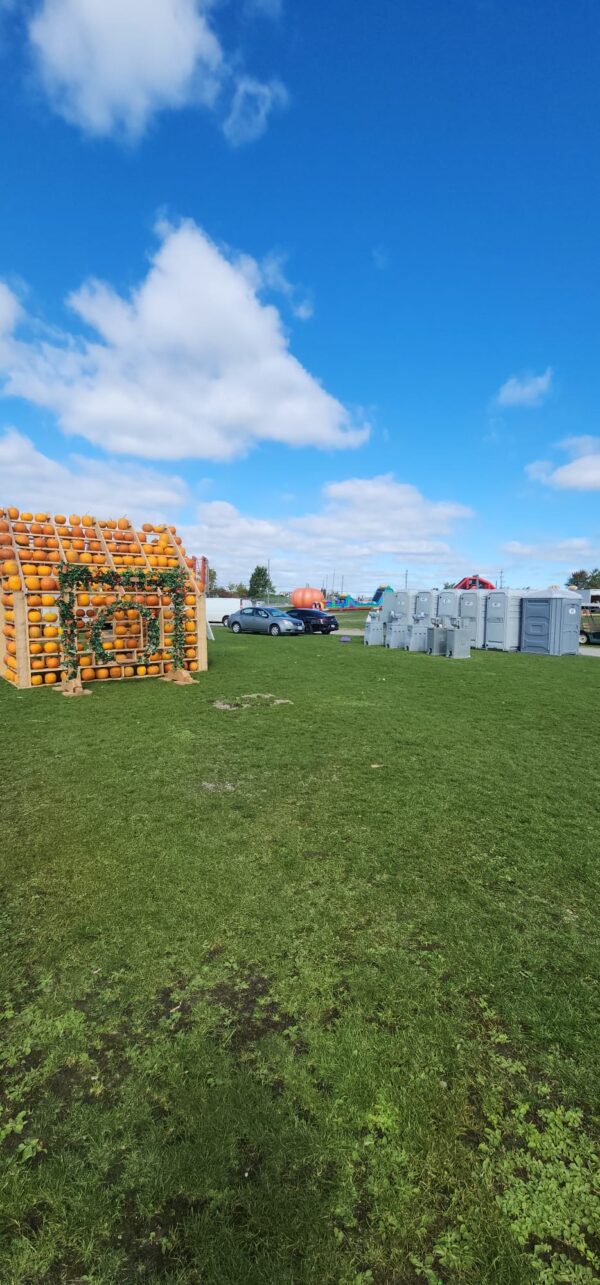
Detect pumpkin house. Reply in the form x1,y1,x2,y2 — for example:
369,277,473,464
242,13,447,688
0,508,208,690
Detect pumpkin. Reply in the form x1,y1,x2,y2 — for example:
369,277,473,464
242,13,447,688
43,641,58,653
45,656,60,669
21,512,33,522
117,518,129,530
7,576,22,591
44,672,57,685
109,666,122,679
123,665,135,677
25,577,41,592
69,514,81,525
96,667,109,680
7,508,19,519
81,667,95,681
31,674,43,686
136,665,147,676
54,514,66,524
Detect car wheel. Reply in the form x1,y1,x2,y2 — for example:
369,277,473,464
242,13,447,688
269,624,281,636
304,622,312,634
222,615,230,626
579,631,588,645
231,622,242,634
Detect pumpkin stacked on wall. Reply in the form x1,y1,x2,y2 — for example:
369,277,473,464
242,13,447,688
0,508,207,688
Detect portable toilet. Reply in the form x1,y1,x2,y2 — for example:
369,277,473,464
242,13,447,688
485,591,523,651
520,590,581,656
390,590,417,622
459,590,488,648
414,590,438,624
437,589,461,621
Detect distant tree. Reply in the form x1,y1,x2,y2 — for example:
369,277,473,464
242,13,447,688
208,566,219,594
443,581,456,589
228,581,249,596
569,568,600,589
249,565,275,599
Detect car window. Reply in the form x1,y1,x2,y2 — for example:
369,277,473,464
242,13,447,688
241,608,254,615
257,609,269,618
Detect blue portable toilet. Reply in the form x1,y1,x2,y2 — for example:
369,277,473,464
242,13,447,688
520,590,581,655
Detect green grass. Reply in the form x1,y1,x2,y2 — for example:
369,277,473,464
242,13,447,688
1,634,599,1284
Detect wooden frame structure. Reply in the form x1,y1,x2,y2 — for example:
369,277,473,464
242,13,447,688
0,509,208,689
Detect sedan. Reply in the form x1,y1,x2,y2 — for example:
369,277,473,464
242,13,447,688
227,606,305,637
286,607,339,634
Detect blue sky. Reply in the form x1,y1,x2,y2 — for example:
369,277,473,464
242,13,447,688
0,0,599,592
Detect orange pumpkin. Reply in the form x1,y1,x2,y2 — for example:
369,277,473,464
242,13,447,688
44,672,57,685
31,674,43,686
96,667,109,680
81,667,95,681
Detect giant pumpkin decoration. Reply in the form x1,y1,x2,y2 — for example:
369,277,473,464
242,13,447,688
291,587,325,609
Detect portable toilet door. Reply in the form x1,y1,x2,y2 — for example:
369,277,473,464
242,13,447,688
414,590,438,623
390,590,416,622
459,590,487,648
520,591,581,655
437,589,460,621
485,591,522,651
379,588,396,624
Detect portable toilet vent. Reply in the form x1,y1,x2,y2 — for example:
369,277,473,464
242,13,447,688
437,589,461,622
485,591,523,651
364,614,385,646
459,590,488,648
520,590,581,656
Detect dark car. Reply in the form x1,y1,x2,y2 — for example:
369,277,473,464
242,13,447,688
286,607,339,634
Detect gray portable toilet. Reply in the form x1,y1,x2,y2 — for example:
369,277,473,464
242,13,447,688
485,591,523,651
459,591,488,648
390,590,417,622
437,589,461,621
414,590,438,624
364,614,385,646
520,590,581,656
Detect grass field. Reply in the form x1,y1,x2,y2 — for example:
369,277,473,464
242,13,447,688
1,634,599,1284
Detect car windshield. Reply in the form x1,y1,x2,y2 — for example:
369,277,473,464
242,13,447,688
267,608,286,616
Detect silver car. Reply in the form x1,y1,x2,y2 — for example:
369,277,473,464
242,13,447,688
227,606,304,637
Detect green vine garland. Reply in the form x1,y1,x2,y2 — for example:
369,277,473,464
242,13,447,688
90,600,161,666
57,566,192,680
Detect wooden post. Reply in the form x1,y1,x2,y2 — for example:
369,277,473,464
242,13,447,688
13,592,31,690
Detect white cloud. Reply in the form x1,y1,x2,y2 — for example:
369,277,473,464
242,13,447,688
27,0,285,144
259,251,313,319
0,282,21,335
0,427,188,523
0,424,188,519
503,537,595,563
496,367,553,408
526,436,600,491
222,76,288,145
182,473,473,587
28,0,223,139
0,220,368,461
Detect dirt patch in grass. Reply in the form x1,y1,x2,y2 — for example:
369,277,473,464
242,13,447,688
114,1189,206,1278
206,969,295,1052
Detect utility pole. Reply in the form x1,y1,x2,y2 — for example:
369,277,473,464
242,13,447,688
404,569,408,589
499,567,504,588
